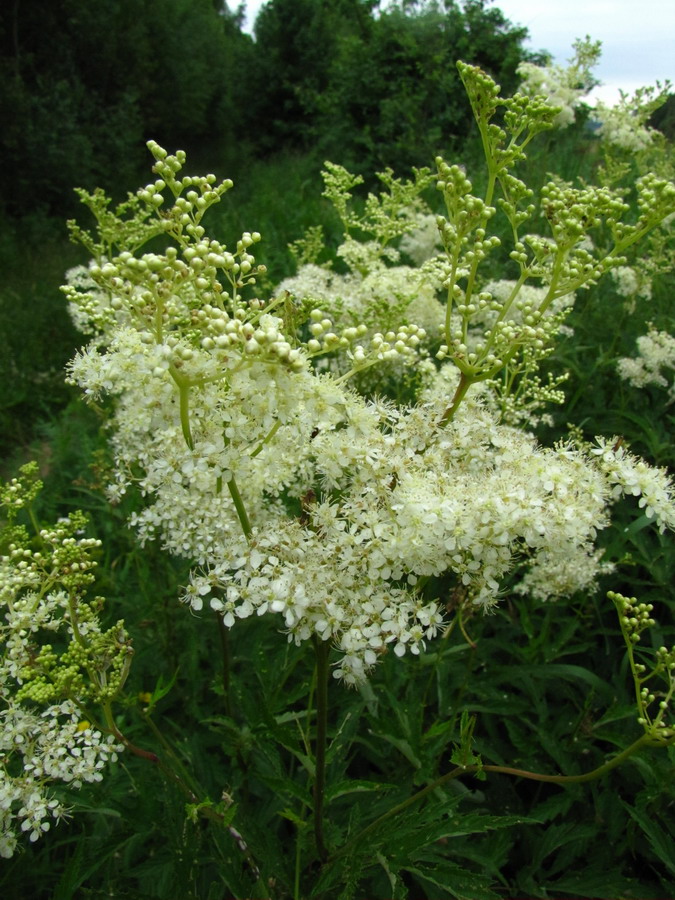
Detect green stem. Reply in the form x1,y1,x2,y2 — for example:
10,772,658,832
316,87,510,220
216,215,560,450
249,420,282,458
108,715,160,764
439,371,473,426
227,475,252,540
216,611,232,717
420,616,458,713
330,733,655,864
443,253,460,351
27,503,41,538
313,637,330,862
141,709,203,797
122,713,269,897
294,820,304,900
476,270,528,363
169,364,194,450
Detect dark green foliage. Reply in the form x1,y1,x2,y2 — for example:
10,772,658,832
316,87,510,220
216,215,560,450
252,0,538,174
650,92,675,140
0,0,536,216
0,0,254,216
0,222,85,459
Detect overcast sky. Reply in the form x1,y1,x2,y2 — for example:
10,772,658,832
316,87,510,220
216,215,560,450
239,0,674,104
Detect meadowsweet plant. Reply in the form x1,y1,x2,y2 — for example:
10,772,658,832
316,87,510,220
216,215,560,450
0,464,126,858
58,60,675,893
518,36,671,153
594,82,672,154
617,326,675,400
517,36,602,127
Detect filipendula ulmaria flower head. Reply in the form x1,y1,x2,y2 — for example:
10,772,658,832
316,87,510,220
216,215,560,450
0,465,126,857
64,123,675,685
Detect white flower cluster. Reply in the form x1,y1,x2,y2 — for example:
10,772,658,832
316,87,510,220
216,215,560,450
610,266,652,303
69,297,675,681
517,37,602,127
592,79,671,154
591,437,675,530
399,211,444,265
0,704,120,857
617,327,675,400
594,99,657,153
517,61,586,128
517,38,670,155
178,382,627,679
275,241,443,395
64,141,675,688
62,263,117,337
277,262,443,349
0,469,125,857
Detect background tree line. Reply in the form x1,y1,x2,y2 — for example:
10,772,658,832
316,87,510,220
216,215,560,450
0,0,537,220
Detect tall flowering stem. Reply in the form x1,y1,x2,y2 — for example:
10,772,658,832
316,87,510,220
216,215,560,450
228,476,253,541
438,370,473,426
57,57,675,890
313,637,330,862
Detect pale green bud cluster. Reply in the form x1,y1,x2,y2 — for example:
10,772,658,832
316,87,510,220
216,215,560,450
609,590,656,644
0,462,42,518
305,309,424,367
428,60,675,423
321,161,433,250
609,591,675,743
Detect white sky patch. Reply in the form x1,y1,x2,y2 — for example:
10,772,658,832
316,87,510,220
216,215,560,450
496,0,674,103
239,0,674,105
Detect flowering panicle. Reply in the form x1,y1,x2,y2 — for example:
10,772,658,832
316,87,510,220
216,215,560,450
63,60,675,691
595,82,672,153
617,327,675,399
0,464,126,857
517,37,602,127
431,63,674,412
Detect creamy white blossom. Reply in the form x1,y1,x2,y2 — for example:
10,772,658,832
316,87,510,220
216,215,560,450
0,475,125,856
63,139,675,689
617,327,675,399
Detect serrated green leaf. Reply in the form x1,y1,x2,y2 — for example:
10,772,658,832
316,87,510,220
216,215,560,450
326,779,397,802
274,709,309,725
546,863,647,899
277,807,307,827
405,861,501,900
310,855,360,898
530,788,580,823
623,801,675,876
376,733,422,768
256,774,312,807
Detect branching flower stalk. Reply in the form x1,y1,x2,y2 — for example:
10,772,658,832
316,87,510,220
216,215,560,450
329,732,658,868
610,590,675,742
433,62,675,425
